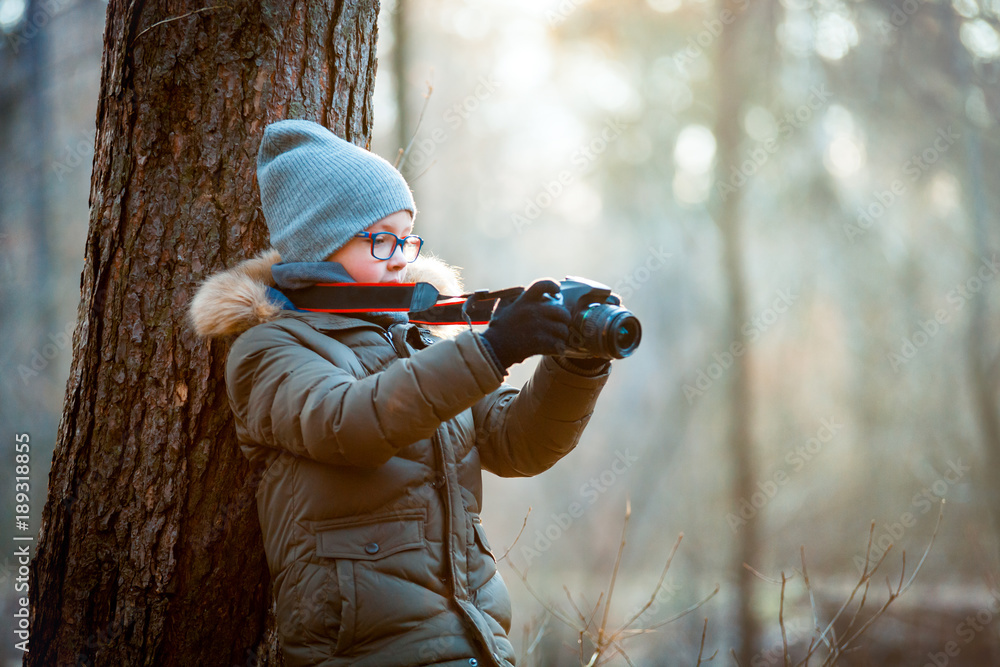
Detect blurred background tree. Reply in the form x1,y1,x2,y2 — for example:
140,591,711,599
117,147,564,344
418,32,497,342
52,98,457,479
1,0,998,663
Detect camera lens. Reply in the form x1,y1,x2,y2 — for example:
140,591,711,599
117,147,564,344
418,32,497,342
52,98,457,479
575,304,642,359
610,312,641,358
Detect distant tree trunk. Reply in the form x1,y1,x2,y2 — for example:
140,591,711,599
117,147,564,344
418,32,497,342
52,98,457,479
711,0,759,661
393,0,410,155
945,7,1000,560
27,1,381,665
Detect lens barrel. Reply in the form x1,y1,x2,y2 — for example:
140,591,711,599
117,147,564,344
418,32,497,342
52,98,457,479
573,303,642,359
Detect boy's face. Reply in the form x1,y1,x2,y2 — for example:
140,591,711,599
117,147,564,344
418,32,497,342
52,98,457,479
325,210,414,283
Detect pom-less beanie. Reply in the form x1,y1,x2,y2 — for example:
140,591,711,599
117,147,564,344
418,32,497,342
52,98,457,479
256,119,416,264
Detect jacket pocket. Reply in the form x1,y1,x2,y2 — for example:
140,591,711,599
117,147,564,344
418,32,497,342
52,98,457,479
469,515,512,635
471,515,496,563
310,509,428,653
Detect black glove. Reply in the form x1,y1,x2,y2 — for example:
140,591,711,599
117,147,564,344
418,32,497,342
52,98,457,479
481,280,571,370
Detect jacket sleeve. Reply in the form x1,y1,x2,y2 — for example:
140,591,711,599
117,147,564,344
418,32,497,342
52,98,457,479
225,322,504,467
473,355,611,477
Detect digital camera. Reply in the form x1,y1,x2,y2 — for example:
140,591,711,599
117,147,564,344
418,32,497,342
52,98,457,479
548,277,641,359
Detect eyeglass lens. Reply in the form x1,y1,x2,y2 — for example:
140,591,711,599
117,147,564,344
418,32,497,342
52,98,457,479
370,233,421,261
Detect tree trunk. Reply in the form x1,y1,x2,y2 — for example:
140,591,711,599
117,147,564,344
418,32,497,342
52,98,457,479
711,0,758,660
27,1,381,665
392,0,410,157
945,5,1000,561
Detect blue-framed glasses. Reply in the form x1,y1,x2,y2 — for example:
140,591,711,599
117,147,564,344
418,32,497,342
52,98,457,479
355,231,424,262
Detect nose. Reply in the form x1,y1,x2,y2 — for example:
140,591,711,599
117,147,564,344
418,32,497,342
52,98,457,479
386,242,408,271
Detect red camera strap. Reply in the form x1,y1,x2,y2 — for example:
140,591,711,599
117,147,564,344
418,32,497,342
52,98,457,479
279,282,524,326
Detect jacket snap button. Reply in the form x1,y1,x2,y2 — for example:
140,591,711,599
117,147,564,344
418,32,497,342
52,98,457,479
364,542,379,554
468,660,478,666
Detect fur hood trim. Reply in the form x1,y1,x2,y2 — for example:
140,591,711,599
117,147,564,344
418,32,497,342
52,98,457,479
187,250,466,339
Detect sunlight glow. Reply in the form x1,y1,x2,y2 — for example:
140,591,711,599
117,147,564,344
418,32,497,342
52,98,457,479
494,22,553,92
585,59,638,112
815,13,859,61
672,170,711,206
554,182,602,226
952,0,980,19
825,136,865,178
966,87,994,127
0,0,26,32
930,172,961,216
646,0,683,13
822,106,864,178
451,7,491,41
674,125,716,174
961,19,1000,59
777,11,815,58
744,106,778,141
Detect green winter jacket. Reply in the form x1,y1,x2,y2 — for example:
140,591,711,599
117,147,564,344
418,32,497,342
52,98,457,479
189,251,611,667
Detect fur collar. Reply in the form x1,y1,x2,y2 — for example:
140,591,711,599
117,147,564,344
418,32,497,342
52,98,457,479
187,249,466,339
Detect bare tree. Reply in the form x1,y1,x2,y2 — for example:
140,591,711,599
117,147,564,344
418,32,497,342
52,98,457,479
27,1,382,664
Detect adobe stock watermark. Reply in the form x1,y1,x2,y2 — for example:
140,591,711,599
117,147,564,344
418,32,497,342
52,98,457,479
843,126,959,242
716,86,833,202
682,288,797,404
673,0,752,70
516,447,638,567
726,417,844,533
878,0,927,35
2,0,70,54
545,0,586,26
51,134,96,183
924,595,1000,667
18,319,76,384
511,117,628,234
403,75,500,174
611,246,673,301
852,458,969,574
887,255,998,372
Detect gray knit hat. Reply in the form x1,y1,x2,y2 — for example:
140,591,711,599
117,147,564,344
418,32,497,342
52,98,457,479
256,119,416,263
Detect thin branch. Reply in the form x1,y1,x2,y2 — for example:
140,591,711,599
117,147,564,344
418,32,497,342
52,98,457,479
898,500,945,595
835,503,944,657
803,539,894,661
695,618,713,667
407,158,438,183
609,637,637,667
799,545,832,661
508,561,581,631
598,498,632,648
525,614,549,657
643,584,721,631
744,562,792,586
498,507,531,562
564,586,590,629
620,533,684,631
395,80,434,171
584,592,605,635
840,579,871,642
133,6,230,43
780,572,790,667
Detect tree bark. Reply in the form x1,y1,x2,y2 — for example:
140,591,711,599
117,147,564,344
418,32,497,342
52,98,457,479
27,1,381,665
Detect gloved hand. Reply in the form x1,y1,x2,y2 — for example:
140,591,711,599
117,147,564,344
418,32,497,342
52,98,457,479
481,280,571,370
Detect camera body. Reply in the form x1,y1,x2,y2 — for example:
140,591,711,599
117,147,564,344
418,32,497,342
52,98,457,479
548,277,641,359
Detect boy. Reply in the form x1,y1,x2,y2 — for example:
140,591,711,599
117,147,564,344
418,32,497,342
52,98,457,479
189,119,613,667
